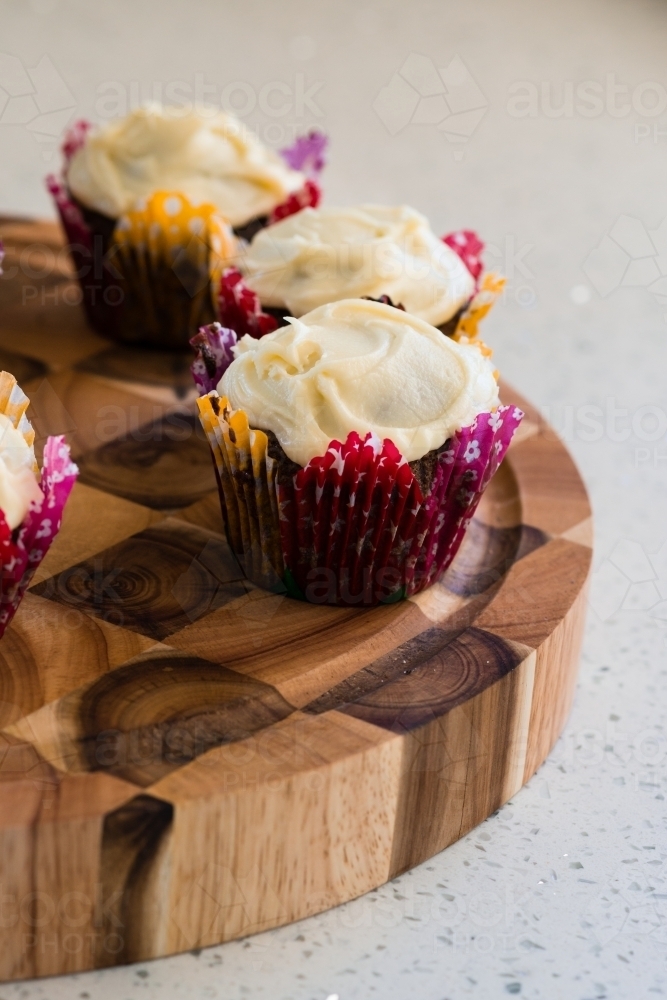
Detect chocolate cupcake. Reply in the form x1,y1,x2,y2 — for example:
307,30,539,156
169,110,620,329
194,299,522,606
233,204,504,341
0,370,78,634
47,106,327,348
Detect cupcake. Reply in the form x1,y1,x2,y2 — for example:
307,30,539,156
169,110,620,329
47,106,327,348
225,204,505,341
218,205,505,348
194,299,522,606
0,370,78,635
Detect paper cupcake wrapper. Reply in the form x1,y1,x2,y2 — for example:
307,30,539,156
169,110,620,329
0,373,78,636
216,267,279,340
113,190,235,271
196,392,523,606
440,230,507,342
48,173,272,349
196,395,283,591
46,174,123,338
277,409,523,603
0,370,37,469
46,179,238,348
280,131,328,175
269,178,321,224
266,132,326,225
443,229,485,284
61,118,93,165
190,322,238,395
46,174,93,252
46,121,95,255
109,191,236,348
454,273,506,344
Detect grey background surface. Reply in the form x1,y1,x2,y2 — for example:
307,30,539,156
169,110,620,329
1,1,667,997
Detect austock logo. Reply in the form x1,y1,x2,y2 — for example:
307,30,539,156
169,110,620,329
589,538,667,626
583,214,667,319
373,53,488,157
0,53,76,155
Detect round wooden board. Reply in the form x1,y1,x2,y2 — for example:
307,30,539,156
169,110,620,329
0,218,592,981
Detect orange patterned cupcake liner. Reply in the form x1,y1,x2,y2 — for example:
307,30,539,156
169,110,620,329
197,393,283,590
453,272,506,342
112,190,237,291
0,371,37,471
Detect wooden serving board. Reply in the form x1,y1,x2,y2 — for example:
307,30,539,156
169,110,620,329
0,218,592,981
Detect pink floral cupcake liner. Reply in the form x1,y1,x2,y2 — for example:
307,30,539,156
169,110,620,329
0,371,78,636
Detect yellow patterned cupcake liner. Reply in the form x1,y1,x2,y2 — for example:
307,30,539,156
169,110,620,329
0,371,38,474
451,272,505,380
454,273,506,343
197,393,284,590
112,189,237,299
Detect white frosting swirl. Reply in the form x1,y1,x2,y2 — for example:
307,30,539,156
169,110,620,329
241,204,475,325
0,414,42,530
66,106,306,226
219,298,499,466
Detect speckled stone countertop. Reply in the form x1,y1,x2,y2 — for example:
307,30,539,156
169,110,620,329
2,0,667,997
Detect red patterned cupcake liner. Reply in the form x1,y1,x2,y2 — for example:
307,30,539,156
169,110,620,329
276,407,522,604
270,130,326,222
0,435,78,635
443,229,485,285
216,268,278,339
61,118,92,165
269,178,321,224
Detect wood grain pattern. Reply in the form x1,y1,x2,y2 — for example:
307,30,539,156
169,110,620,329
76,412,216,509
0,219,592,981
304,627,527,731
97,793,174,966
388,644,535,876
474,537,591,648
76,346,196,397
31,483,164,585
147,711,403,953
32,518,250,640
12,647,295,786
507,432,592,536
0,592,159,720
0,746,140,981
